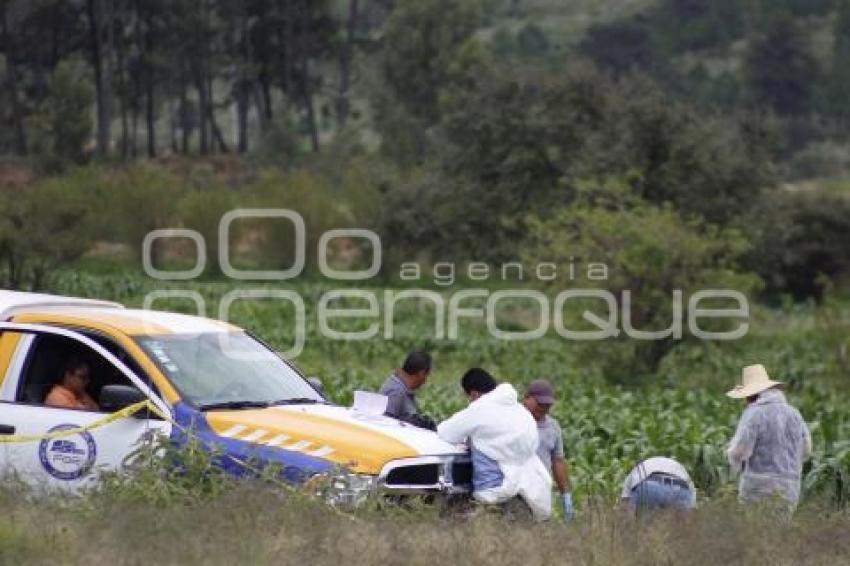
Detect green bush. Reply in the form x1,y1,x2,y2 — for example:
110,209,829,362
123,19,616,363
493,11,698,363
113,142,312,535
0,167,100,289
522,179,760,381
177,183,237,275
101,164,187,262
743,190,850,301
249,114,304,167
243,167,381,273
788,142,850,180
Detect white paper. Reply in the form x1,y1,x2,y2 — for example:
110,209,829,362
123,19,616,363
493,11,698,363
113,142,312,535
352,390,389,416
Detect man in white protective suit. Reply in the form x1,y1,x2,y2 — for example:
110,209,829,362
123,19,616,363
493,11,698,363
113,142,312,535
437,368,552,521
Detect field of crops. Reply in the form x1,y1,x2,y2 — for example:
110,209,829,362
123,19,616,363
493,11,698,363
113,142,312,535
47,266,850,509
2,266,849,564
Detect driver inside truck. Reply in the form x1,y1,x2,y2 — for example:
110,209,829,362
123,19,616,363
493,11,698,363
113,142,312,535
44,356,100,411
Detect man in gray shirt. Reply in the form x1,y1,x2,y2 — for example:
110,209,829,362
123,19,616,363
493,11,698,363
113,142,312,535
523,378,573,520
379,351,436,430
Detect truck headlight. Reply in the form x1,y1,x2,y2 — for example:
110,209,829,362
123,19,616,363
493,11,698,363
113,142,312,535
321,471,376,507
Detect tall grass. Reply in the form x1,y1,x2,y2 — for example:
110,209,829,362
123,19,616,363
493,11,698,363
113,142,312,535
2,479,849,566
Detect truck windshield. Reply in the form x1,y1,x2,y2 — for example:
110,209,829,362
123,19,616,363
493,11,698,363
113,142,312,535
135,332,324,408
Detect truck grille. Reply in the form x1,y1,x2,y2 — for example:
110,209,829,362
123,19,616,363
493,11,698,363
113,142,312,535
385,464,440,486
379,456,472,493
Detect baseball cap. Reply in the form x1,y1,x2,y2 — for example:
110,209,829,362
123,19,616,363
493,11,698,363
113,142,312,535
526,379,555,404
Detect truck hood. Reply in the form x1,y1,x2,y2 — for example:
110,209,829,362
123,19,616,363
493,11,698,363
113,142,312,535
204,403,464,474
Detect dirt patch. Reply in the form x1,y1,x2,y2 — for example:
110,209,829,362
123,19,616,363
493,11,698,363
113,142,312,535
0,159,35,191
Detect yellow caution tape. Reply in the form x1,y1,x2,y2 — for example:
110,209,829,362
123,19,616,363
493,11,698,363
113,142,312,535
0,400,166,443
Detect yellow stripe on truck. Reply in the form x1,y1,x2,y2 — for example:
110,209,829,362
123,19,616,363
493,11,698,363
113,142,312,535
13,311,173,336
207,408,419,475
10,312,181,403
0,331,22,388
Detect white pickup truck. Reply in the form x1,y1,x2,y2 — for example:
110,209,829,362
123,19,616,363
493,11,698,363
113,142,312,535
0,291,471,502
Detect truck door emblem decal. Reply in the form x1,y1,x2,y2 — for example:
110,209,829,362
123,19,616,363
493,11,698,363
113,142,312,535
38,424,97,480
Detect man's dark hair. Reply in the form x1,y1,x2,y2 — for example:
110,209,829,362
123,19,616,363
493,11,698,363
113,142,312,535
63,356,89,376
461,368,497,395
402,351,431,374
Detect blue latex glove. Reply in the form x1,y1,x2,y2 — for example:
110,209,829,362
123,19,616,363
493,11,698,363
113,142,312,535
562,492,575,522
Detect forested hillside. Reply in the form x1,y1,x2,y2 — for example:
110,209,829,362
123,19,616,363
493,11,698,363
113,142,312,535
1,0,849,306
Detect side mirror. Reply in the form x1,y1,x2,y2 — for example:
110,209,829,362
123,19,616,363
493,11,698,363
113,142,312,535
100,384,147,413
307,376,326,397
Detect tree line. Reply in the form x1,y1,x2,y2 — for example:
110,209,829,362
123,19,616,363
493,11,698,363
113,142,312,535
0,0,381,163
2,0,850,169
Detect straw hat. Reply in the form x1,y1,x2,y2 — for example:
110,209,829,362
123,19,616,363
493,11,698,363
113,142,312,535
726,364,784,399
